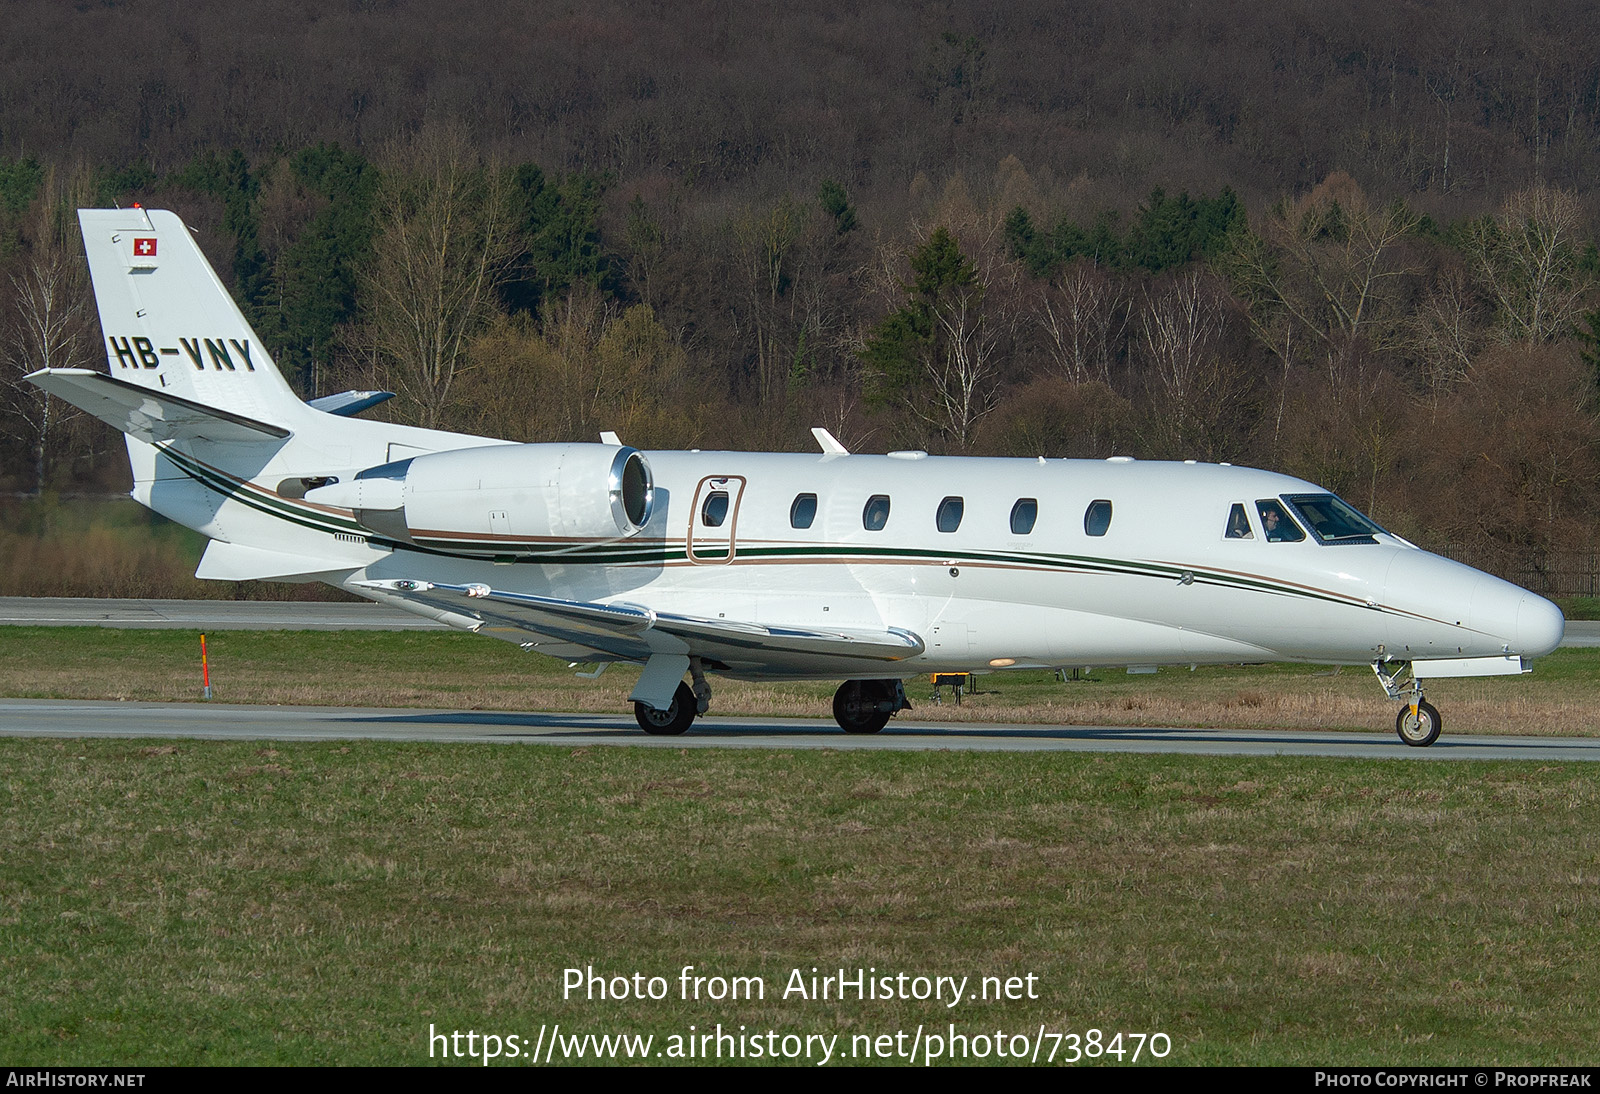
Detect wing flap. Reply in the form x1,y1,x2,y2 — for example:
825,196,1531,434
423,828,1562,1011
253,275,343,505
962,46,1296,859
357,580,926,668
358,580,656,660
26,368,290,443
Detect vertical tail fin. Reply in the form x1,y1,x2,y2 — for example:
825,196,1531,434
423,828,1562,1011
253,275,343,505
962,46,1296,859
78,207,305,428
26,207,504,581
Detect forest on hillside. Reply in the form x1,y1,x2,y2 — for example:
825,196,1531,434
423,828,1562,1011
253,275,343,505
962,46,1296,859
3,0,1600,592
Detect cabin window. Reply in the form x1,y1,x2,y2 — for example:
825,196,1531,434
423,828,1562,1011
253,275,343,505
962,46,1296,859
790,493,818,529
936,496,964,533
1083,499,1113,537
1256,499,1305,542
1282,494,1383,545
701,491,730,528
1010,498,1038,535
862,495,891,531
1224,503,1254,539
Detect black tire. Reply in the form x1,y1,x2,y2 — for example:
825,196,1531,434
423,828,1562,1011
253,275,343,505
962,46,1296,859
833,680,893,734
635,681,697,736
1395,700,1442,747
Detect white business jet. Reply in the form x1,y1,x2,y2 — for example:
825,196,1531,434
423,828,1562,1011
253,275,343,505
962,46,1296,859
28,209,1565,746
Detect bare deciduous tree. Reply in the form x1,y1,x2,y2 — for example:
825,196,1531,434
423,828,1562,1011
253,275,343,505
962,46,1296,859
1141,270,1225,404
1224,173,1420,448
916,287,1002,448
456,294,700,449
3,167,95,493
732,196,803,407
1138,268,1230,453
861,217,1025,451
1405,265,1486,397
1463,186,1592,345
1038,258,1129,386
362,124,515,429
1229,173,1419,358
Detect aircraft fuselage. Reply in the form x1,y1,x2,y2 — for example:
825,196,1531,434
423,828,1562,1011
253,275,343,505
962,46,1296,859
332,448,1562,679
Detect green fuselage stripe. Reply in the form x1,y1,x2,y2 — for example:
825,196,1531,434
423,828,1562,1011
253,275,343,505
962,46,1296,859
161,447,1359,610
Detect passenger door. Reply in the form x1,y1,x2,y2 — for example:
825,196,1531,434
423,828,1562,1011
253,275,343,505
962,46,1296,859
686,475,747,564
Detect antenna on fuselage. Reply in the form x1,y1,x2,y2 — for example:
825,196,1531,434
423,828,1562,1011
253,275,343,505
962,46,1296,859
811,427,850,455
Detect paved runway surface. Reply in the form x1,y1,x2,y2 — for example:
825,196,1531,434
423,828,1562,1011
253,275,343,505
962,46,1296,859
1,599,1592,759
2,698,1595,760
0,596,445,630
1562,620,1600,646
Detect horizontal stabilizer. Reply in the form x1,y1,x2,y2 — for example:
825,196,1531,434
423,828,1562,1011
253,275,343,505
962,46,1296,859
357,579,925,669
27,368,290,444
307,390,395,417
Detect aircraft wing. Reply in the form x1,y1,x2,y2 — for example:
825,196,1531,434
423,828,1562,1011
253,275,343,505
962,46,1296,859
27,368,290,443
356,579,925,671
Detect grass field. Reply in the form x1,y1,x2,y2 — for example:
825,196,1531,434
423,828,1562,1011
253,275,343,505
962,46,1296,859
3,627,1598,1066
2,740,1597,1065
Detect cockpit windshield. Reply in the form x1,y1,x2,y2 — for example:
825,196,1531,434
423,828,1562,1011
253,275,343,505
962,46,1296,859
1282,494,1385,544
1256,499,1305,542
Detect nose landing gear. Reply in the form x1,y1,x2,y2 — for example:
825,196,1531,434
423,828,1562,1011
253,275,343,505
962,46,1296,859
1372,660,1444,747
1395,699,1443,747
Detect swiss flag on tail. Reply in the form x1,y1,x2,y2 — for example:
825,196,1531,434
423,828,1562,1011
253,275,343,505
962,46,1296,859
133,237,157,257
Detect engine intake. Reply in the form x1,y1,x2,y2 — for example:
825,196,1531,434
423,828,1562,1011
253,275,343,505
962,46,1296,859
305,443,654,552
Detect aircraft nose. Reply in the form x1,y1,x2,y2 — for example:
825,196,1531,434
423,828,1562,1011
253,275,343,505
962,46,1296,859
1514,591,1565,657
1467,576,1564,657
1384,549,1565,658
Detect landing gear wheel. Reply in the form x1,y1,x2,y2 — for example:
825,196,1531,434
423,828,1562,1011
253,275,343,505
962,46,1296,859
1395,700,1442,747
833,680,893,734
635,681,697,736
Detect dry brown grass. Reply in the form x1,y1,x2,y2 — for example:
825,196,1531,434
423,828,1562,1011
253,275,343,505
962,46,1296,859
0,498,354,600
904,681,1600,737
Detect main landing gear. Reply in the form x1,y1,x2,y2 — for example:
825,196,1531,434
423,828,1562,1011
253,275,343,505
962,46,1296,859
832,679,912,734
1372,660,1444,747
632,668,913,736
634,681,697,735
633,659,714,735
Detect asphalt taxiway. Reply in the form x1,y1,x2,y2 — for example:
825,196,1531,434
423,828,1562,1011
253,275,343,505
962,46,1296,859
0,596,444,630
2,599,1593,758
1,698,1595,760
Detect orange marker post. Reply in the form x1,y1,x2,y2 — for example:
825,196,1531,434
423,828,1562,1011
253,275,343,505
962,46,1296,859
200,633,212,700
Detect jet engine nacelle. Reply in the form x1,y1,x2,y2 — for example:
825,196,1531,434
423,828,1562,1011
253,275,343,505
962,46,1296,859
305,443,654,551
